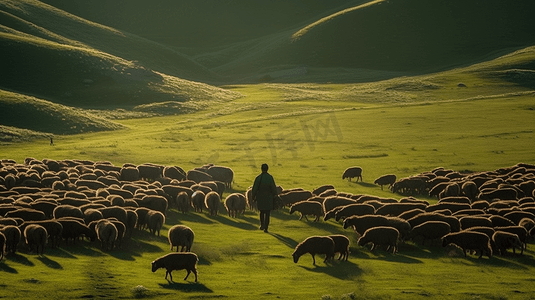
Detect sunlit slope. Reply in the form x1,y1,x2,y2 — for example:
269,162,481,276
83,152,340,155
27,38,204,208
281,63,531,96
0,89,124,136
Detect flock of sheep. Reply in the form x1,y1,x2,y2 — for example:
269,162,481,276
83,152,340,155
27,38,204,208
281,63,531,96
1,158,535,282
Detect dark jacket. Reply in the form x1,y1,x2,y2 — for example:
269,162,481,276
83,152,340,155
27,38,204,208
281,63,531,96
252,172,277,211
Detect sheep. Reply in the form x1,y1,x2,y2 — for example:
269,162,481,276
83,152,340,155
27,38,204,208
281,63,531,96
175,191,191,214
442,231,492,258
137,195,168,216
0,225,21,254
398,208,425,220
163,166,186,181
438,196,471,205
204,191,220,216
279,190,314,207
146,210,165,236
125,209,138,238
186,169,212,183
478,188,518,201
120,166,140,181
492,231,523,256
137,163,163,181
83,208,104,225
5,208,46,221
168,225,194,252
24,224,48,255
204,165,234,189
374,174,396,190
191,191,206,213
519,217,535,233
407,212,461,232
342,166,362,182
328,234,350,261
53,205,84,219
425,202,471,214
504,211,535,225
322,196,356,214
333,203,375,221
98,206,128,225
459,216,493,230
224,193,246,218
19,220,63,248
292,236,335,265
95,219,118,251
57,219,96,244
375,203,427,217
494,226,528,254
461,181,479,201
489,215,516,227
134,207,150,230
151,252,198,282
313,185,335,196
409,221,451,246
289,201,324,222
357,226,399,253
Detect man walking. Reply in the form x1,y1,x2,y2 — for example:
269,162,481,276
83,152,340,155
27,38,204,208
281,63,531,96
252,163,277,233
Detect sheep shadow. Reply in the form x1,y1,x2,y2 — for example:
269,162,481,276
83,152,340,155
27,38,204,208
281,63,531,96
5,253,34,266
158,281,213,293
36,256,63,269
299,260,363,280
166,210,216,225
0,262,18,273
215,215,257,231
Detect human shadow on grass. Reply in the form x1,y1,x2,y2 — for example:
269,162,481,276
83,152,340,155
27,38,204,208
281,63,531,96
158,281,213,293
36,256,63,269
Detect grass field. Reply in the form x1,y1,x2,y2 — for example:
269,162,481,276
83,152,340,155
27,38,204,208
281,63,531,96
1,80,535,299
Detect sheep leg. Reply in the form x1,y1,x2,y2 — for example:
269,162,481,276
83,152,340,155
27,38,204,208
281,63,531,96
298,214,303,221
311,253,316,265
304,215,309,222
166,270,173,282
184,269,191,281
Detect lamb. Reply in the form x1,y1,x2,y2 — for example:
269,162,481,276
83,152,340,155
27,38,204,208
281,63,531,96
191,191,206,213
175,191,191,214
146,210,165,236
151,252,198,282
224,193,246,218
357,226,399,253
342,166,363,182
328,234,350,261
289,201,324,222
168,225,195,252
292,236,335,265
442,231,492,258
24,224,48,255
409,221,451,246
204,191,220,216
95,219,118,251
0,225,21,254
374,174,396,190
492,231,523,256
333,203,375,221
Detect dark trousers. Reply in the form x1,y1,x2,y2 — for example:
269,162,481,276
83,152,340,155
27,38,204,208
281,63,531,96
260,210,271,230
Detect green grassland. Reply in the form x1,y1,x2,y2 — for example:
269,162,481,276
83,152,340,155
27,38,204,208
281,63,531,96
2,60,535,299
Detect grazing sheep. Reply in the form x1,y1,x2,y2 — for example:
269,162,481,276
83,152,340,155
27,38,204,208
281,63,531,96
137,195,168,216
344,215,411,240
409,221,451,246
176,191,191,214
459,216,493,230
519,217,535,233
24,224,48,255
204,191,220,216
147,210,165,236
163,166,186,181
358,226,399,253
489,215,516,227
374,174,396,190
494,226,528,254
168,225,195,252
151,252,198,282
342,167,363,182
328,234,350,261
137,163,163,181
292,236,335,265
407,212,461,232
442,231,492,258
53,205,84,219
205,165,234,189
333,203,375,221
426,202,471,214
5,208,46,221
438,196,471,205
57,219,97,244
375,203,427,217
191,191,206,213
224,193,246,218
0,225,21,254
289,201,324,222
504,211,535,225
461,181,479,201
120,166,140,182
98,206,128,225
186,169,213,184
83,208,104,225
20,220,63,249
323,196,356,214
398,208,425,220
95,219,118,251
492,231,523,256
0,232,5,261
279,190,314,207
134,207,150,230
313,185,335,196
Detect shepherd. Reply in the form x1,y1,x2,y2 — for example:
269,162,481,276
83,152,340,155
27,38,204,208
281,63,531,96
252,163,278,233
